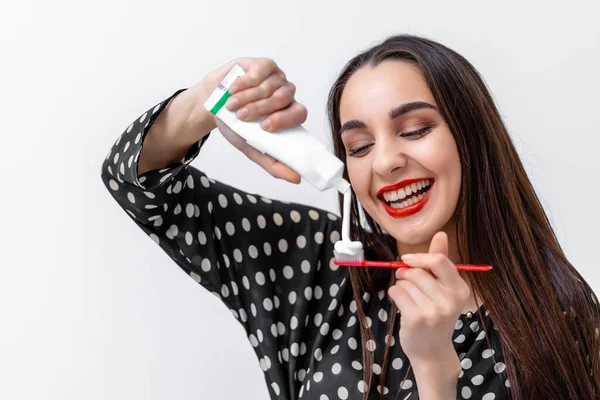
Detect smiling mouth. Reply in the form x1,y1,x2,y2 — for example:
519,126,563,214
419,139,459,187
378,179,433,209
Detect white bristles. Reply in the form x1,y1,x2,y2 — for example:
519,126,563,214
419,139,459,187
333,249,365,264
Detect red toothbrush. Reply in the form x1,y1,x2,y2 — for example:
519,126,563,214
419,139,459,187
333,259,492,271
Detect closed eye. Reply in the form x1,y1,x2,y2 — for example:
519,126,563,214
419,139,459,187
346,126,433,157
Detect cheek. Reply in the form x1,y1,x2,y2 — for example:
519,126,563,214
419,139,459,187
347,161,372,199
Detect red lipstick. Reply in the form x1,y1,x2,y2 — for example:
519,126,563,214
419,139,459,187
377,178,434,219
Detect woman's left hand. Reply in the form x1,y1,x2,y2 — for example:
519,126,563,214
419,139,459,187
388,231,471,368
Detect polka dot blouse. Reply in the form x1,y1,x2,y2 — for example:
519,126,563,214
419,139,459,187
101,89,512,399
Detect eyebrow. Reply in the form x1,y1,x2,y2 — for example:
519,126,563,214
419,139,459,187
339,101,438,136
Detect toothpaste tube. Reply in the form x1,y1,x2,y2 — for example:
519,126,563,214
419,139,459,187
203,64,350,193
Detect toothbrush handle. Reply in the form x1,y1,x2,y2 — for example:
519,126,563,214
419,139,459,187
365,261,493,272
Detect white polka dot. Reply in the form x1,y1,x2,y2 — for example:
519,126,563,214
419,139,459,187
221,284,229,297
471,375,484,386
223,254,230,268
392,358,403,370
357,381,366,393
378,309,388,322
173,204,182,215
291,316,299,329
282,348,289,362
332,363,341,374
385,334,395,347
249,245,258,259
269,269,276,282
330,230,340,243
454,334,466,343
320,323,330,336
185,232,193,245
328,299,338,311
109,179,119,190
314,286,323,299
482,393,495,400
313,372,323,382
347,316,356,327
320,395,329,400
233,249,242,262
314,348,322,361
352,361,362,370
274,295,280,309
263,298,273,311
461,358,473,369
314,313,323,326
401,379,413,390
505,379,511,387
461,386,472,399
257,215,266,228
494,362,506,373
309,210,320,220
283,266,294,279
330,344,339,354
255,272,266,285
329,284,339,297
366,340,376,352
190,272,201,282
348,338,357,350
200,259,211,272
197,231,207,245
250,303,257,316
263,243,271,256
271,382,280,395
242,218,251,231
455,320,464,330
127,193,136,204
372,363,382,375
239,309,247,322
218,194,228,208
278,239,288,253
314,232,324,244
290,343,299,357
305,287,313,301
225,222,235,236
289,291,297,304
337,386,348,399
277,322,285,335
296,235,307,248
273,213,283,225
261,197,272,204
214,226,221,239
301,260,311,273
482,349,495,358
233,193,243,204
249,334,258,347
327,213,338,221
349,301,357,313
242,276,250,290
290,210,301,222
470,321,480,331
332,329,342,340
149,234,160,245
246,194,257,203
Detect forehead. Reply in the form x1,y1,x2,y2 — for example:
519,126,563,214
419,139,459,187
339,60,436,120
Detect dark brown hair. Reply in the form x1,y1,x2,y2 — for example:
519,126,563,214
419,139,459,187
326,34,600,399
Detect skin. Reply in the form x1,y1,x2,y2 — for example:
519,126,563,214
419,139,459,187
221,58,479,397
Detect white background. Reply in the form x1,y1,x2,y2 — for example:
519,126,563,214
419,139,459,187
1,0,599,399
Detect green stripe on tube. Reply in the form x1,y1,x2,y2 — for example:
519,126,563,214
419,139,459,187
209,89,232,115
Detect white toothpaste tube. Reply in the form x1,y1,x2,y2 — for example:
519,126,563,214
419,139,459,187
203,64,350,194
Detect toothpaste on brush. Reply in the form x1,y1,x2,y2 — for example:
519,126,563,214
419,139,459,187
203,64,363,258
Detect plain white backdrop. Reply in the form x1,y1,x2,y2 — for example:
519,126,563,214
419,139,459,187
2,0,599,399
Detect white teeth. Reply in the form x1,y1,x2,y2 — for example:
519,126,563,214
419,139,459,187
381,179,432,208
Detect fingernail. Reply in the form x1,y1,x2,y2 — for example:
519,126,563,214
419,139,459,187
229,84,238,94
226,98,239,110
261,119,271,131
401,254,414,260
237,107,248,119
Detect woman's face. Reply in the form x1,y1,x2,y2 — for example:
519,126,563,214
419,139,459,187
339,60,461,248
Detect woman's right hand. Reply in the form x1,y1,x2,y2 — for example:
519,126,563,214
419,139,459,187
193,58,306,184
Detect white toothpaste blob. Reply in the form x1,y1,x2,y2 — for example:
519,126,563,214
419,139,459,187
333,185,364,258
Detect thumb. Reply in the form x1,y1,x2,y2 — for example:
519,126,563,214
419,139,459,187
428,231,449,256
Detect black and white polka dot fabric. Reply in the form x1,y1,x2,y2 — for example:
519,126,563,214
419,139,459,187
101,89,511,399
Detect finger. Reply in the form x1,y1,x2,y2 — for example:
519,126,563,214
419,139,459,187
398,279,434,308
238,83,295,121
428,231,449,256
261,101,307,132
225,72,287,112
229,59,279,94
400,253,459,286
243,146,301,184
397,267,445,303
388,284,416,316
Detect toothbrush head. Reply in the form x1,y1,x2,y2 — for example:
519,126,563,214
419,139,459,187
333,248,365,266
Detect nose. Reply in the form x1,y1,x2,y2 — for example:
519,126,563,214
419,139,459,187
371,140,408,177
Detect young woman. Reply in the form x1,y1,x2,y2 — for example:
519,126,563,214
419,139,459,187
102,34,600,399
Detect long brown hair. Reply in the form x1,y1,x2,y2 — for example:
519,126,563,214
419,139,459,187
326,34,600,399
